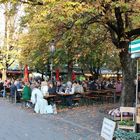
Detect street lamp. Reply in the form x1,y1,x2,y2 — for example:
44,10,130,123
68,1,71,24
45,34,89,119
49,40,55,81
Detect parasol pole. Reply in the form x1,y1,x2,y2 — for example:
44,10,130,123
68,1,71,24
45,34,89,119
136,59,139,107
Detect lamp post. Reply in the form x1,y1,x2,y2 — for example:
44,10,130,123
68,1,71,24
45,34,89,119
49,40,55,81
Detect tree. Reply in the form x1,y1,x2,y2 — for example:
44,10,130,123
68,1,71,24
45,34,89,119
18,4,52,76
18,1,92,80
0,2,21,80
79,0,140,106
76,23,111,78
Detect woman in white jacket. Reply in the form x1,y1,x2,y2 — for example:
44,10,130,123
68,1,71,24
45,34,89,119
31,83,48,114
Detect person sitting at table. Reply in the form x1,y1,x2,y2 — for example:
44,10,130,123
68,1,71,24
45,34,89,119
82,80,88,92
64,81,75,107
56,81,65,94
31,82,48,114
41,81,49,96
48,82,56,95
89,79,98,90
115,80,122,101
64,81,75,94
46,82,56,105
74,81,84,94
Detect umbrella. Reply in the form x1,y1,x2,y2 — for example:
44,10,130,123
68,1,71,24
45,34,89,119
56,68,60,81
24,65,29,82
72,71,76,81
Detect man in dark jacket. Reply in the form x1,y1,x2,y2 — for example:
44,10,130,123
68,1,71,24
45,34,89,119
10,81,17,103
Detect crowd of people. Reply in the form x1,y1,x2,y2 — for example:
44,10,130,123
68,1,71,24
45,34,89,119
0,77,123,114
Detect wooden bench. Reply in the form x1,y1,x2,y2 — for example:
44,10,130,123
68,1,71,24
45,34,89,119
84,93,100,105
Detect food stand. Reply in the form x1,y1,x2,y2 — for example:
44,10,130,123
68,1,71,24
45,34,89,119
129,39,140,126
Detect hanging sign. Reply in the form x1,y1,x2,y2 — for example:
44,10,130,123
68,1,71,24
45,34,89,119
131,53,140,59
129,39,140,58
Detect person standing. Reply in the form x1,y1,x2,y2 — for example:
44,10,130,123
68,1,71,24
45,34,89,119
115,80,122,101
0,78,4,97
15,79,23,102
10,80,17,103
22,82,31,107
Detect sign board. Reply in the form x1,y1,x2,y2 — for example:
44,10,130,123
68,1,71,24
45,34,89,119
131,53,140,59
101,117,116,140
129,39,140,54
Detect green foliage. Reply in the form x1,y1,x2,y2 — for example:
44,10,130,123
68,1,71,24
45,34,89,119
16,0,139,79
17,0,122,75
118,120,135,126
114,129,140,140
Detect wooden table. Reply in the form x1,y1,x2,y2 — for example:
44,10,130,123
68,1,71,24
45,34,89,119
82,89,116,104
57,93,74,96
44,94,56,105
57,93,74,106
44,94,56,99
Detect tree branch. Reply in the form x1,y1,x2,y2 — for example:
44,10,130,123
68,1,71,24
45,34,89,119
114,7,124,40
19,0,44,5
107,26,119,47
106,21,118,36
6,59,15,68
125,28,140,39
85,14,102,25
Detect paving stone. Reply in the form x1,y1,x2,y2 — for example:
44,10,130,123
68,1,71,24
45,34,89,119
0,98,116,140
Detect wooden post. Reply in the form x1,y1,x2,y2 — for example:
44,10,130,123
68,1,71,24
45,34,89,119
136,59,138,106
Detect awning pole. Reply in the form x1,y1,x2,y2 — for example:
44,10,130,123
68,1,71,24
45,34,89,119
136,59,139,107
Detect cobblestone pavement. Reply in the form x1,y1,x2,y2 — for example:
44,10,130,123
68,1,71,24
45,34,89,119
0,98,117,140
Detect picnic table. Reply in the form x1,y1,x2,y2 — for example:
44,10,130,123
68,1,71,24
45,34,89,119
44,94,57,105
96,89,116,103
57,93,74,106
81,89,116,104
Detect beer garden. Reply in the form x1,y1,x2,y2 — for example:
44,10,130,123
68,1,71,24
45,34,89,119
0,0,140,139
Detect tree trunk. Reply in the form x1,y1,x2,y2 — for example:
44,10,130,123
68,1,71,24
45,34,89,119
67,60,73,81
41,72,44,80
93,67,100,79
2,69,7,81
119,47,136,107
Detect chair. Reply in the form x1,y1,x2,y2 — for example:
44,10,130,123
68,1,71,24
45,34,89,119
118,107,136,132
